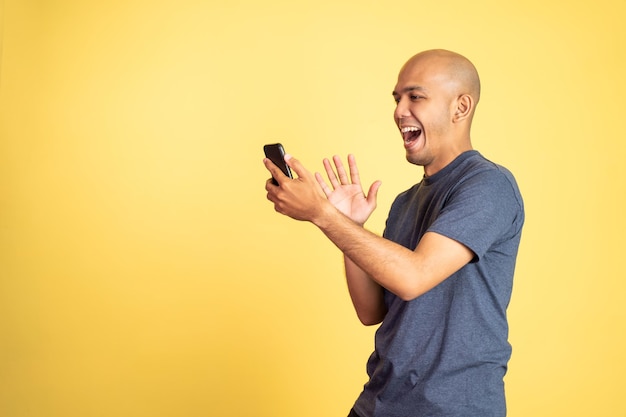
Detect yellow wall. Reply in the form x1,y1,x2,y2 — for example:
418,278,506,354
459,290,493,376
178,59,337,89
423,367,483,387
1,0,625,416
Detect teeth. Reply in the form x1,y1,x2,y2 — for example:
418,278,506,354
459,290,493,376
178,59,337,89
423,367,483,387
401,126,421,133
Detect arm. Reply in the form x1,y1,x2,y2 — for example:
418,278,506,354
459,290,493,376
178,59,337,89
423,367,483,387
344,254,387,325
317,155,387,325
265,154,387,324
315,208,473,302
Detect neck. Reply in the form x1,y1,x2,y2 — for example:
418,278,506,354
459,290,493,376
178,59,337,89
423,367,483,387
423,140,473,177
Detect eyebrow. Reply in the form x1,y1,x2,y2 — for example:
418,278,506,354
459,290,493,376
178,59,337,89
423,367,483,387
392,86,427,96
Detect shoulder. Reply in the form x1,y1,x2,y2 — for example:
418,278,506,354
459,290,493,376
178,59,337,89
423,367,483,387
456,153,523,206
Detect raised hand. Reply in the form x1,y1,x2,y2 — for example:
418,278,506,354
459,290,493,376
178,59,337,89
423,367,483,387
315,154,381,226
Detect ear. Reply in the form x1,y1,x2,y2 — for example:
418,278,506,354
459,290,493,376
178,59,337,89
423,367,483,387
452,94,474,123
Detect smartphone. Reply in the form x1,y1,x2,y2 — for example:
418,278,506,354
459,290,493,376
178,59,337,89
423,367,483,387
264,143,293,185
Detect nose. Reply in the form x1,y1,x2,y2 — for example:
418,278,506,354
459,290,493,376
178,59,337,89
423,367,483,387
394,97,411,122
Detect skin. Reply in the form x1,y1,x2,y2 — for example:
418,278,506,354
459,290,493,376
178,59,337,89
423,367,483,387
264,50,480,325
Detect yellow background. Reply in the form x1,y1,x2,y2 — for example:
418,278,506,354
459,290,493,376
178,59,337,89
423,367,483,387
1,0,625,416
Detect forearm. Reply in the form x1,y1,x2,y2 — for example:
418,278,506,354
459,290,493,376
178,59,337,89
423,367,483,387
344,254,387,325
313,202,417,300
313,202,452,302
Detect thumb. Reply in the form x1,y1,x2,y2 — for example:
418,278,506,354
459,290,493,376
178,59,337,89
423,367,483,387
366,180,382,206
284,154,310,179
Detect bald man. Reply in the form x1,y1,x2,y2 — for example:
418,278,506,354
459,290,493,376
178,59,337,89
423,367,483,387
264,49,524,417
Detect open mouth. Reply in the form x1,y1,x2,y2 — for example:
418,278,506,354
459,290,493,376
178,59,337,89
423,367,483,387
401,126,423,145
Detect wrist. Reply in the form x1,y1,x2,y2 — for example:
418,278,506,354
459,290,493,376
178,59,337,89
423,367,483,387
311,200,337,229
313,202,365,234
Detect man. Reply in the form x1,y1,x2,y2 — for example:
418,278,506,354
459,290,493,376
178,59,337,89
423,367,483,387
264,49,524,417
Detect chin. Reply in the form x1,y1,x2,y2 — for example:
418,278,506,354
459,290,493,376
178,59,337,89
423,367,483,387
405,152,427,167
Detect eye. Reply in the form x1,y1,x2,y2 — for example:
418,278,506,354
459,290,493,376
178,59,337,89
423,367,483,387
410,94,424,101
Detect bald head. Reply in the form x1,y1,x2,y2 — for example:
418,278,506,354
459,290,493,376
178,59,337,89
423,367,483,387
393,50,481,173
400,49,481,106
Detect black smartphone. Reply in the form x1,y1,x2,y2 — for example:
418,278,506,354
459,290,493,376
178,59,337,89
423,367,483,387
264,143,293,185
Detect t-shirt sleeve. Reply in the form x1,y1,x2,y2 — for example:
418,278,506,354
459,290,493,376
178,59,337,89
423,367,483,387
427,168,523,260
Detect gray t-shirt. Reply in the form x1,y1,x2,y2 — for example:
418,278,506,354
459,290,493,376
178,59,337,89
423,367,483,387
353,151,525,417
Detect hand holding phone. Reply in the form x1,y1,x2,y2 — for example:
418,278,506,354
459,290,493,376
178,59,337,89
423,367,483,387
263,143,293,185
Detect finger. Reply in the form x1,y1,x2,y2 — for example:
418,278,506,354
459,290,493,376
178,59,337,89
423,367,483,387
366,180,382,206
347,154,363,186
265,178,281,206
315,172,332,198
285,153,311,177
263,158,288,185
322,158,340,189
333,155,350,184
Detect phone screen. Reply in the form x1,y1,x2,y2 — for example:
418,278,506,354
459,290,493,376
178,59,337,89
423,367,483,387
264,143,293,185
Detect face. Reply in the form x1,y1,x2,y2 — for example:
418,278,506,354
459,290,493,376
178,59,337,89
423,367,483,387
392,58,458,171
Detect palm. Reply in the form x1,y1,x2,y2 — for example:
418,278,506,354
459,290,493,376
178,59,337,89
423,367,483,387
326,183,373,224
